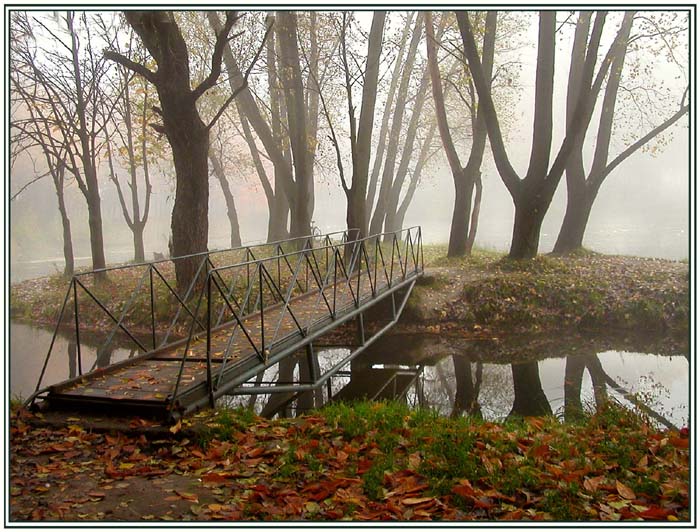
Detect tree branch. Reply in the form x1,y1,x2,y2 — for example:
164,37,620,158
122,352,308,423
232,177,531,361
191,11,240,100
103,49,157,84
206,19,273,131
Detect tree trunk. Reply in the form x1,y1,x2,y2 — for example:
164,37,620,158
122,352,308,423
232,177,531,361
68,13,106,273
465,173,482,254
55,177,74,277
268,191,290,242
508,361,552,418
347,12,387,239
209,152,242,248
385,123,437,235
86,185,107,272
276,12,312,240
133,222,146,263
366,13,416,213
553,188,595,253
509,205,546,259
168,113,210,292
447,170,475,257
509,186,548,259
369,14,423,236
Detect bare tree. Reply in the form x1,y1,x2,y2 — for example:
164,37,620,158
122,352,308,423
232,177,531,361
427,11,496,257
369,13,423,237
553,12,689,253
105,11,268,290
210,12,330,242
458,11,620,258
324,11,387,237
103,29,155,263
11,12,113,273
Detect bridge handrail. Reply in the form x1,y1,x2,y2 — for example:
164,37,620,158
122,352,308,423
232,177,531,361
26,226,423,415
206,226,423,275
167,226,423,410
68,229,356,278
25,228,359,405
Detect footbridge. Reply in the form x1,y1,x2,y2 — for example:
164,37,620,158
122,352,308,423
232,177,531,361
26,228,423,421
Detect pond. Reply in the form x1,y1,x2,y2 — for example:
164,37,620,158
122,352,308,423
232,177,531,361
9,321,689,429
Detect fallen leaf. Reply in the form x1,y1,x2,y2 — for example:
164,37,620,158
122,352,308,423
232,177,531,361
616,480,636,500
401,497,434,506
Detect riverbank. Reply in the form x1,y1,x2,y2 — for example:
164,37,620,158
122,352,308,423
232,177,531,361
401,247,688,337
9,401,689,522
9,246,689,339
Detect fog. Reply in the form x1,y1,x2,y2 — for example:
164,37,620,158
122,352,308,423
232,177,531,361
9,10,690,283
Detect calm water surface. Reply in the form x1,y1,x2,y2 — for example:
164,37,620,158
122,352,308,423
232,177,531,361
10,322,688,428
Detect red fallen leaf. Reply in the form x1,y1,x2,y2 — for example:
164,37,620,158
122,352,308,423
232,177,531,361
191,449,206,459
616,480,636,500
525,417,544,430
452,480,476,498
175,490,199,502
246,447,265,458
357,458,372,475
472,496,495,509
87,491,106,499
669,437,689,449
639,506,673,520
104,462,124,479
503,509,524,520
583,475,605,493
202,472,230,485
530,444,550,459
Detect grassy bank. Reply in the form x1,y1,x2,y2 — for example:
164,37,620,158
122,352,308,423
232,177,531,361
403,246,688,336
10,401,688,522
10,246,689,339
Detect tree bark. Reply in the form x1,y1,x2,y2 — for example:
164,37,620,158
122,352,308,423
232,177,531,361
366,12,416,214
109,11,240,291
209,151,242,248
276,12,313,240
53,166,74,276
387,123,438,233
67,13,107,273
369,13,423,236
345,12,387,238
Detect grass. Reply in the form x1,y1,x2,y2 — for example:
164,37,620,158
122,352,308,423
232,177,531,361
414,244,689,335
11,402,689,521
168,399,688,520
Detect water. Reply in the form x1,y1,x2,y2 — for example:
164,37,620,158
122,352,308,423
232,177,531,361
10,321,688,428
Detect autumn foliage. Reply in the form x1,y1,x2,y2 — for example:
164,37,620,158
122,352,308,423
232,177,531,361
10,401,688,522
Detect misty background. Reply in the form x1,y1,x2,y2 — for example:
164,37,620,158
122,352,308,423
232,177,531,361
9,10,690,283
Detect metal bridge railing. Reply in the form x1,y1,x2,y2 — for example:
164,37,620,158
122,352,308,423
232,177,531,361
28,229,351,402
27,226,424,411
169,226,423,409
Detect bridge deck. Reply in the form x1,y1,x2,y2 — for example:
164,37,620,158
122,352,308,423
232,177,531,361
45,272,385,415
32,228,423,421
